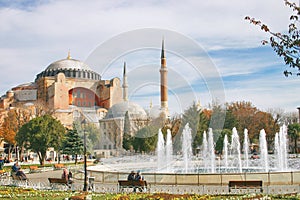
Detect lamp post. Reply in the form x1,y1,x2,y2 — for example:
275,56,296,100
82,120,88,191
297,107,300,123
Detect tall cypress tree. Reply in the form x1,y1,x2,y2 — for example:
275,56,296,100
123,111,133,150
62,124,84,164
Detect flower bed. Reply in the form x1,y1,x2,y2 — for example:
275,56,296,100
0,186,299,199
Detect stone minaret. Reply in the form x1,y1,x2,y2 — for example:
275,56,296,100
160,40,169,116
122,62,128,101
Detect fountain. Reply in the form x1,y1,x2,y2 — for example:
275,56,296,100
91,124,298,176
157,129,165,171
243,129,249,168
259,129,269,172
165,129,173,172
181,123,193,173
87,124,300,193
156,128,174,172
208,128,215,173
231,127,242,173
201,129,215,173
155,125,293,173
202,131,208,171
275,125,288,171
223,134,229,170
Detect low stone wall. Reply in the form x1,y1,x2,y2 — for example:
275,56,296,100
83,170,300,186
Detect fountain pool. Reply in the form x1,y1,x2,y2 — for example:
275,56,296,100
84,124,300,193
89,124,300,174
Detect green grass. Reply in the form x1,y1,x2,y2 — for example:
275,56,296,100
0,186,299,200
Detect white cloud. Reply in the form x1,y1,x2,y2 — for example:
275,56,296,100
0,0,299,113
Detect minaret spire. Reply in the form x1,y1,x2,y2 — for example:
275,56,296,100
161,39,166,66
161,38,165,59
122,62,128,101
160,39,168,117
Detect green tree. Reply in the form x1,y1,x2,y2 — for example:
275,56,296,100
123,134,134,151
132,125,158,153
62,124,83,164
122,111,133,150
17,115,65,165
85,123,100,154
173,102,200,153
215,129,232,154
193,111,209,151
209,101,226,130
73,120,99,155
124,111,131,135
181,102,200,135
245,0,300,76
288,123,300,153
223,108,237,130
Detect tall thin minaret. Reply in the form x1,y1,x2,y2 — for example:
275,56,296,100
160,39,168,116
122,62,128,101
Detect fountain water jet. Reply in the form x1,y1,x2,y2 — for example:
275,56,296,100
208,128,215,173
182,123,193,173
202,131,209,172
275,125,288,171
275,133,280,169
231,128,242,173
259,129,269,172
157,129,165,171
243,129,249,168
223,134,229,171
166,129,173,172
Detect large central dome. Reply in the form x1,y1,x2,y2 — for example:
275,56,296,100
35,53,101,81
45,58,92,71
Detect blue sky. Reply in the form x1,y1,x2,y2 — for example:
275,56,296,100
0,0,299,115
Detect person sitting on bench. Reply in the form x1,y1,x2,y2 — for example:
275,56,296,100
127,171,135,181
62,168,73,187
12,161,27,180
133,170,144,192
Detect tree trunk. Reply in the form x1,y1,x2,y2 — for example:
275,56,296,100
19,146,24,162
57,152,60,164
8,145,13,161
15,146,18,161
37,152,45,166
75,154,78,164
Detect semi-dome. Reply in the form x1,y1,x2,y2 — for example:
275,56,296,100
35,52,101,81
105,101,147,119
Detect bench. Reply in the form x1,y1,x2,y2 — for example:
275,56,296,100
48,178,73,190
53,163,65,170
118,180,149,192
11,173,28,187
229,180,263,193
29,166,42,173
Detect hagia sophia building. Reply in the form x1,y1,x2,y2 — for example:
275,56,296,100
0,40,169,157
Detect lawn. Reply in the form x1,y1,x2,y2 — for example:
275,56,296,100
0,186,299,200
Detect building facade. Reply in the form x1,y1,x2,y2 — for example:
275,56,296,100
0,41,169,158
0,52,123,128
